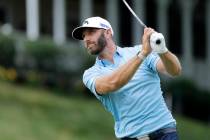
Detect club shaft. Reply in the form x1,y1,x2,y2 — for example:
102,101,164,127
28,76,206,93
122,0,147,28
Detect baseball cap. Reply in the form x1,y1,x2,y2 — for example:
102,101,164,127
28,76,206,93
72,17,114,40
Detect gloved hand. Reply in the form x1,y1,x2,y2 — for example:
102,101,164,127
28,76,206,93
150,32,168,54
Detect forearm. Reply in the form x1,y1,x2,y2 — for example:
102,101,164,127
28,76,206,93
96,55,144,94
111,55,143,88
96,28,154,94
159,51,182,76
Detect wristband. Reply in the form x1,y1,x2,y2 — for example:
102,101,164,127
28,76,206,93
137,51,146,61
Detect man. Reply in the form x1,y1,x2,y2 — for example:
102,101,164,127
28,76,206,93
72,17,181,140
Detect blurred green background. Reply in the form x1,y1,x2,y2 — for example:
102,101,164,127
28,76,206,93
0,80,210,140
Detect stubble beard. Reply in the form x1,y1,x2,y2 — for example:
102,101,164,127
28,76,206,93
89,32,107,55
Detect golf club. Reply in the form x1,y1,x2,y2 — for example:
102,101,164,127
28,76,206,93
122,0,162,46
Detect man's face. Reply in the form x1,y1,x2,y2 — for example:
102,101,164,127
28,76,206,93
82,28,107,55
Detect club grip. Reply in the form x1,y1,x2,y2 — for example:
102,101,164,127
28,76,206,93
150,32,162,46
150,32,168,54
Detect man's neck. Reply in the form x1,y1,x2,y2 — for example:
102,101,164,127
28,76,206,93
98,42,116,63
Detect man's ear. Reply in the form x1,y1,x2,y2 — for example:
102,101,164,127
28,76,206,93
105,29,112,38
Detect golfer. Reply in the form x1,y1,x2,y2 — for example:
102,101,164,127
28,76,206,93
72,17,181,140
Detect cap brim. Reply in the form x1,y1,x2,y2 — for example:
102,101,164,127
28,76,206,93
72,26,86,40
72,26,105,40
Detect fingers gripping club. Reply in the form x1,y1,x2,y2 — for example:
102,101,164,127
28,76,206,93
122,0,168,54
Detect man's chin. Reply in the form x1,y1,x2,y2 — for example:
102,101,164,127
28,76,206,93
89,50,101,55
89,52,99,55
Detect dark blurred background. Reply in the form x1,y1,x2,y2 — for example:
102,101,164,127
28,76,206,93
0,0,209,139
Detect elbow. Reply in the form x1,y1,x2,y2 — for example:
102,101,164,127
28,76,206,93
107,79,122,92
96,75,129,94
109,80,126,93
170,66,182,77
96,79,120,95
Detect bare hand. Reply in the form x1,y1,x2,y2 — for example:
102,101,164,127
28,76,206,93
141,28,155,56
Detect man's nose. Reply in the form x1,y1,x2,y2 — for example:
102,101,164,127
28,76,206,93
83,34,91,42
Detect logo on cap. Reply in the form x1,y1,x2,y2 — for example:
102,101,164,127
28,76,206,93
100,23,109,29
83,20,89,25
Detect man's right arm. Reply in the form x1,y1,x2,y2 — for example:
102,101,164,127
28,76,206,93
95,28,155,95
95,54,144,94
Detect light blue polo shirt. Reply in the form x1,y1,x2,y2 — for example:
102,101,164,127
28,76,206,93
83,45,176,138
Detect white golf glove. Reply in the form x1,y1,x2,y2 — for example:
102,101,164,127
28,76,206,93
150,32,168,54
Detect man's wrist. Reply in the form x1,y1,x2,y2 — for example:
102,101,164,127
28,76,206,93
137,51,146,61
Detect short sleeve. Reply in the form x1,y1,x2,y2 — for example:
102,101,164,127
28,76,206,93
132,45,142,53
83,67,102,99
145,52,160,72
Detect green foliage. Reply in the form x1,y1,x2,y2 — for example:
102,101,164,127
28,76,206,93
0,33,96,94
176,115,210,140
0,66,17,81
0,34,15,67
24,40,60,72
166,78,210,121
0,80,116,140
13,39,93,93
0,80,210,140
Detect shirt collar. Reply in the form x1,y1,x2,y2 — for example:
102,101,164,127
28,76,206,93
96,46,123,67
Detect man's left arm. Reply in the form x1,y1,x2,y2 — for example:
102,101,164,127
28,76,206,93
157,51,182,77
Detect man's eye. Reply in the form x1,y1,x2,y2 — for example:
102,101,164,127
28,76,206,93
82,34,85,39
